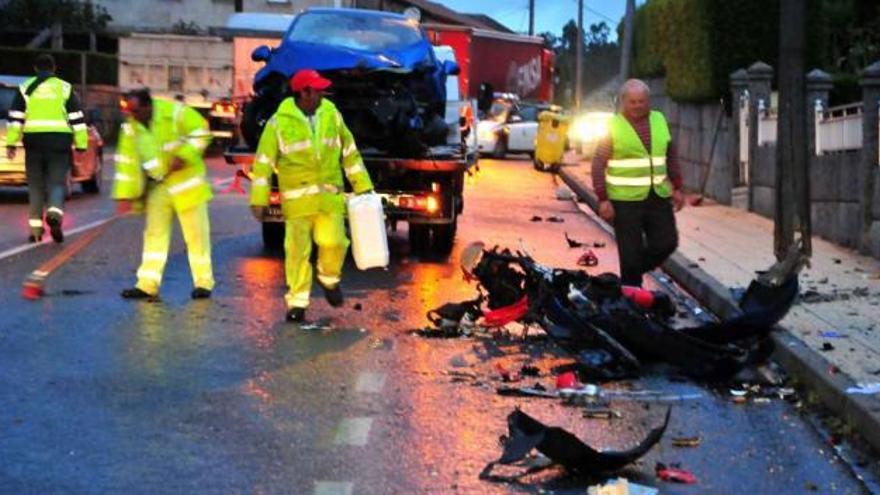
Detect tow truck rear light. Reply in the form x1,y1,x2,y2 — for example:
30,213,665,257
399,194,440,214
426,195,439,213
211,101,236,115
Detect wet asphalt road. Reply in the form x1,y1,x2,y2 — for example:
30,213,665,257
0,156,872,494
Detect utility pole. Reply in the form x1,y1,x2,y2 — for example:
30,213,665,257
620,0,635,80
234,0,243,12
575,0,583,111
528,0,535,36
774,0,811,259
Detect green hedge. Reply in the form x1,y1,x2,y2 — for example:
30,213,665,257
628,0,859,102
0,46,117,85
630,0,782,102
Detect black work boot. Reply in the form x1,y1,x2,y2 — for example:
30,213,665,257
191,287,212,299
121,287,157,301
46,211,63,243
321,284,344,308
286,307,306,323
27,229,43,243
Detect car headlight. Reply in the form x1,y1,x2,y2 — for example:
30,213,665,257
569,116,610,143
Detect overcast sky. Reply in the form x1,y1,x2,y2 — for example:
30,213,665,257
434,0,646,38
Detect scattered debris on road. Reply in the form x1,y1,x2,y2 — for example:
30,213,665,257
577,250,600,267
846,383,880,395
565,232,585,248
671,436,702,448
655,462,698,484
480,408,670,482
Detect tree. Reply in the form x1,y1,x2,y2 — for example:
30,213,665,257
543,21,618,107
586,22,611,48
0,0,111,31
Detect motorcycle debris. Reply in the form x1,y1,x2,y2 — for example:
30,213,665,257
656,463,698,484
671,436,702,448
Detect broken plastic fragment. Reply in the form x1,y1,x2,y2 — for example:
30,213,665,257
480,408,670,481
656,463,698,484
671,436,701,448
555,371,578,389
846,383,880,395
483,296,529,327
565,232,585,248
577,250,599,267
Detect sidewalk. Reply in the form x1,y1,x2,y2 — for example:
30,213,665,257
559,159,880,451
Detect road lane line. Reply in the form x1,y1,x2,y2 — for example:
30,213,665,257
0,216,114,262
355,372,386,393
211,176,235,190
313,481,353,495
334,417,373,446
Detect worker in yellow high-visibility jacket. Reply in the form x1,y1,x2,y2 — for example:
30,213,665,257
113,88,215,300
250,70,374,323
5,54,88,243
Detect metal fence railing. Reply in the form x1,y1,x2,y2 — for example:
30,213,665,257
738,96,879,167
815,101,863,155
757,99,777,146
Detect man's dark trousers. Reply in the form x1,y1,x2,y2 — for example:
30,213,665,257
24,145,70,235
611,190,678,287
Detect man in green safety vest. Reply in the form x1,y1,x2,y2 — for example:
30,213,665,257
591,79,685,287
250,69,374,324
113,88,215,301
5,54,88,243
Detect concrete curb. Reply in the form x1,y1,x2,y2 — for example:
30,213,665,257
558,165,880,454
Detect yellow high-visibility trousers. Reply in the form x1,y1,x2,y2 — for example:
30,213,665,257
284,211,349,309
135,185,214,295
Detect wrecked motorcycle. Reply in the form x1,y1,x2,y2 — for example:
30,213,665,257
454,242,801,381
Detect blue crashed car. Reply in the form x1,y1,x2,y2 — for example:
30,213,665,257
242,8,459,157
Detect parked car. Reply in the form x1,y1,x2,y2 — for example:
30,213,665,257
0,75,104,194
477,98,560,159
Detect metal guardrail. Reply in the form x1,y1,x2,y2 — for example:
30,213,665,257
815,101,863,155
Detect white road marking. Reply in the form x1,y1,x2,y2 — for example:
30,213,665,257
0,216,114,262
211,176,235,190
313,481,353,495
334,417,373,446
355,372,386,393
0,172,237,263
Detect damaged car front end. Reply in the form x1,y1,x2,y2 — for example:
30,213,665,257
241,8,457,157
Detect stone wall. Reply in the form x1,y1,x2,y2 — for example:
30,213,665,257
645,78,737,205
749,144,865,249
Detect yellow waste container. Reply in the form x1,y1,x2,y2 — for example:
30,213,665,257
534,111,570,172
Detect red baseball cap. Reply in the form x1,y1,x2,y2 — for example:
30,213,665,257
290,69,332,92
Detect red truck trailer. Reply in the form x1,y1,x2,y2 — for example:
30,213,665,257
424,24,554,103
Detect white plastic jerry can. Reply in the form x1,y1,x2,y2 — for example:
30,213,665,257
347,193,389,270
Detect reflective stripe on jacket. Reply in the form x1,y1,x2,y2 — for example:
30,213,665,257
606,110,672,201
250,97,373,218
5,76,88,149
111,98,213,211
